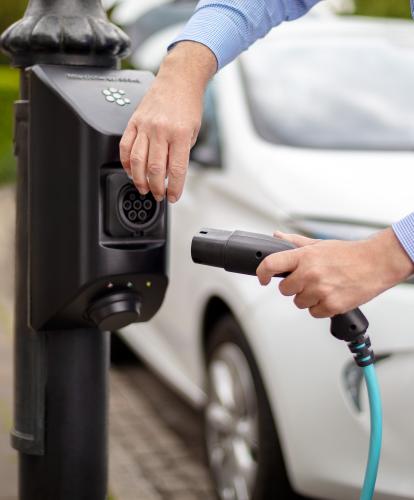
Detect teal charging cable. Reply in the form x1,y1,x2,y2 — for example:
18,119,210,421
340,326,382,500
361,364,382,500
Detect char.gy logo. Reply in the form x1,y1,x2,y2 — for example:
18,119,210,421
102,87,131,106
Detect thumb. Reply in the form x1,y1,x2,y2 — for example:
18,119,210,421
273,230,319,248
256,248,301,285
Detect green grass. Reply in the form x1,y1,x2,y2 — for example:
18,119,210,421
0,65,19,185
354,0,411,18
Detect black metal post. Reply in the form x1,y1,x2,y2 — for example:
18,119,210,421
19,330,110,500
1,2,130,499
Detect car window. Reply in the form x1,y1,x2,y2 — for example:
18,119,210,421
242,38,414,151
190,83,221,167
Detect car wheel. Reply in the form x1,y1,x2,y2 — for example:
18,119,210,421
110,332,140,366
204,315,296,500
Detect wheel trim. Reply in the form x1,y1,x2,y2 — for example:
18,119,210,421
206,343,259,500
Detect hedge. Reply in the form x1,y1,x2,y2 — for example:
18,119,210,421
354,0,411,18
0,66,18,185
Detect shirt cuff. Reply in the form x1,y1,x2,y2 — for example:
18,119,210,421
168,6,247,71
392,212,414,262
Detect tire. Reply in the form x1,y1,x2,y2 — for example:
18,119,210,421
204,314,297,500
110,332,141,366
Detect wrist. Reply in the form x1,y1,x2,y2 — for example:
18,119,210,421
368,227,414,286
160,41,217,90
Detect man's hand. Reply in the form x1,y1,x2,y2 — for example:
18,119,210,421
119,42,217,203
256,228,414,318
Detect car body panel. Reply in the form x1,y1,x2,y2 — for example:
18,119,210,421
120,14,414,500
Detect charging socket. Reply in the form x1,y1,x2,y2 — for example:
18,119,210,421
105,171,165,238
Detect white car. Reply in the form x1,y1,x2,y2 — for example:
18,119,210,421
119,12,414,500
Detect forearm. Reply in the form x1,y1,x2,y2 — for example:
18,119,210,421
371,227,414,287
159,41,217,91
169,0,322,69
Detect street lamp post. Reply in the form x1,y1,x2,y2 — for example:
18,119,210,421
0,2,139,499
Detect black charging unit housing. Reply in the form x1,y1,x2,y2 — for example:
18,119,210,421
28,64,168,331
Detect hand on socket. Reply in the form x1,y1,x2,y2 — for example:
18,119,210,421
119,41,217,204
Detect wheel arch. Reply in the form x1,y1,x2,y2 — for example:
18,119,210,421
201,296,233,357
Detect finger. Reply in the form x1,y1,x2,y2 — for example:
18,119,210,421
119,122,137,176
278,272,304,297
293,290,319,310
167,137,191,203
273,231,319,248
309,303,331,319
257,249,300,286
130,132,150,195
147,135,169,201
190,128,199,148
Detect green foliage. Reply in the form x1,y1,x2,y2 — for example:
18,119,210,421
0,0,27,64
354,0,411,18
0,66,19,184
0,0,26,33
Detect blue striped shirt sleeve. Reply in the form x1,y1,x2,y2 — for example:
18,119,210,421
169,0,322,69
393,213,414,263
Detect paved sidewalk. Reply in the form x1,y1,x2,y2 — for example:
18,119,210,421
0,186,17,500
0,186,215,500
110,366,214,500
